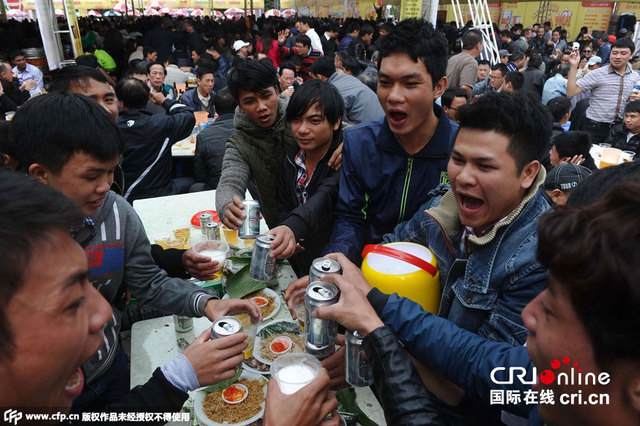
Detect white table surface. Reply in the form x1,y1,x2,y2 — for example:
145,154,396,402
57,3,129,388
130,192,387,425
172,137,195,157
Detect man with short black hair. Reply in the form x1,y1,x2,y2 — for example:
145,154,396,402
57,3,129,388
503,70,524,93
164,54,188,87
180,66,216,117
278,34,322,81
446,29,483,96
11,50,43,96
116,78,195,202
441,87,468,121
143,45,158,63
604,100,640,154
347,24,374,64
296,16,324,54
568,37,640,144
596,32,611,64
311,56,383,125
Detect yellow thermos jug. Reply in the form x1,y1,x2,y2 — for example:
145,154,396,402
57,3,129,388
361,242,441,314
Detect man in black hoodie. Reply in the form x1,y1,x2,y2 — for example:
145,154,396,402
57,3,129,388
267,79,344,275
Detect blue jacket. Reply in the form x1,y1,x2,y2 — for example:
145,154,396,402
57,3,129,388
325,106,458,263
180,87,216,117
381,170,549,346
366,294,544,424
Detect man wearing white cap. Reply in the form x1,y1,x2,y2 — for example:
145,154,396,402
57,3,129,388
232,40,250,67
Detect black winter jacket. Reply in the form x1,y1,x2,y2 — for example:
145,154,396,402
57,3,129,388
119,99,195,202
193,113,235,189
276,134,341,275
604,122,640,154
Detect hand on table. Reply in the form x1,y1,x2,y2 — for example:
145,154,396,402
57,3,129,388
267,225,297,259
322,335,350,391
183,248,221,281
264,368,339,426
183,330,247,386
204,298,262,323
222,195,245,229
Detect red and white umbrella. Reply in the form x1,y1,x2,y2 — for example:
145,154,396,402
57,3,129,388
281,8,296,17
190,8,204,16
87,9,102,16
159,7,171,14
144,7,160,15
173,8,187,16
7,8,28,19
103,10,122,16
212,9,224,18
264,8,280,17
224,7,244,18
146,0,164,9
113,2,127,13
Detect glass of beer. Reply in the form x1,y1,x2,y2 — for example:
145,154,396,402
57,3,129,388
222,225,239,246
271,353,322,395
234,312,258,359
622,150,636,162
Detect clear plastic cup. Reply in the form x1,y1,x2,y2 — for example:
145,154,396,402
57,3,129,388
234,312,259,359
153,232,173,249
165,236,186,249
622,150,636,162
193,240,229,280
5,111,15,121
173,227,191,241
289,289,306,332
271,353,322,395
222,225,239,246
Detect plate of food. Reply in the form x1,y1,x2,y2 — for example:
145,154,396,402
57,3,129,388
191,210,221,228
223,288,281,323
243,356,271,375
194,370,267,426
252,320,304,366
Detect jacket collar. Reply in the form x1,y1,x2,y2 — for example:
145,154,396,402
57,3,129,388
425,167,547,245
374,104,457,157
233,96,289,136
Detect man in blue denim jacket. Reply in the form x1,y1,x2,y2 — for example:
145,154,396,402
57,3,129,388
379,92,551,423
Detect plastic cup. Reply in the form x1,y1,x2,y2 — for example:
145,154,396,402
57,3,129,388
622,150,636,162
271,353,322,395
174,227,191,241
234,312,259,359
600,147,622,168
194,111,209,125
222,225,239,246
165,235,186,249
243,238,255,248
290,289,306,332
153,232,173,249
193,240,229,280
4,111,15,121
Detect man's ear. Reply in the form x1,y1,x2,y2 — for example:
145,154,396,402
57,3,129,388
551,189,564,204
520,160,541,190
434,76,448,100
333,117,342,132
28,163,50,185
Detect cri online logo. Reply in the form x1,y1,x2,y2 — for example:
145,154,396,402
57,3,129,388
491,357,610,386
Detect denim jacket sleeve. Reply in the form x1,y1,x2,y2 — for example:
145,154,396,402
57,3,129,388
372,291,536,418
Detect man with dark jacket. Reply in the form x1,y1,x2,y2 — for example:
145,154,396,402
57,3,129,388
604,99,640,154
347,24,373,64
192,88,237,191
521,53,546,96
267,80,343,276
324,19,458,264
144,17,174,63
180,66,216,117
0,61,32,107
278,34,323,81
116,78,196,202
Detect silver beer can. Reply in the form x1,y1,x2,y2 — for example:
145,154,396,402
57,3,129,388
249,234,276,282
238,200,261,239
304,340,335,359
309,257,342,285
305,281,340,354
173,314,193,333
205,221,220,240
200,212,213,236
345,329,373,387
210,316,243,339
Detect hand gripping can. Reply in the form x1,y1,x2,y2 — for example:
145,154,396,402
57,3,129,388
305,281,340,357
309,257,342,285
238,200,261,239
345,329,374,386
199,212,213,236
249,235,276,282
211,316,243,339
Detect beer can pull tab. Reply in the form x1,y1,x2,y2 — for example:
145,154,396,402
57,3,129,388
321,260,333,271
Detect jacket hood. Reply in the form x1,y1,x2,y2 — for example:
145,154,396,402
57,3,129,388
425,166,547,245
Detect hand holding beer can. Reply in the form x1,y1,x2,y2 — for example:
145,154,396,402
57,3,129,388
309,257,342,285
238,200,261,239
250,235,277,282
345,329,373,386
304,281,340,359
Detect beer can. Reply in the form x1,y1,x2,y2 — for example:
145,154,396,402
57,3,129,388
249,235,276,282
345,329,373,387
211,316,243,339
305,281,340,353
238,200,261,239
309,257,342,285
304,340,335,360
205,221,220,240
200,212,213,236
173,314,193,333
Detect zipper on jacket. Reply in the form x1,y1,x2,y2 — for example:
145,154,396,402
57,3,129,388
397,157,414,223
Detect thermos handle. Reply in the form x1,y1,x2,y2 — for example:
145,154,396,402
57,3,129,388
362,244,438,277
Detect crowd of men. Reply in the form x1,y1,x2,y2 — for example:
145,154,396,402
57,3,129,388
1,12,640,426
